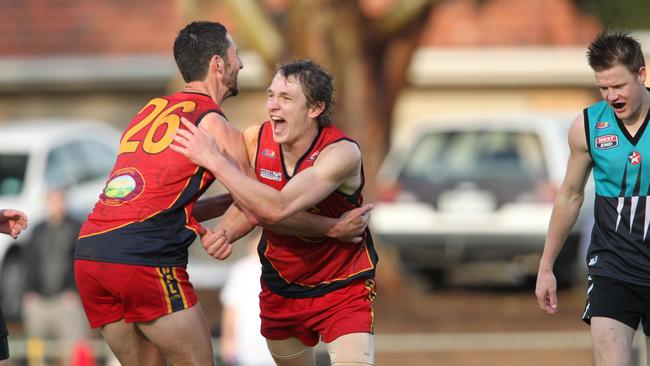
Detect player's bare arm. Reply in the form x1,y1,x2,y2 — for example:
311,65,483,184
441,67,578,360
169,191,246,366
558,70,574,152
172,117,361,224
240,124,370,240
535,113,593,315
196,123,370,260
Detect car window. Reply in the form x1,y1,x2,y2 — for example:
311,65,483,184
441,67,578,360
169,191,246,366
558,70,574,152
75,140,116,181
0,153,29,196
399,129,549,206
45,139,116,187
46,142,86,187
403,130,547,182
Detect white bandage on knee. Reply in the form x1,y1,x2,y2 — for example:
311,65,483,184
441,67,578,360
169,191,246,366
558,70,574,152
267,337,312,360
325,333,375,366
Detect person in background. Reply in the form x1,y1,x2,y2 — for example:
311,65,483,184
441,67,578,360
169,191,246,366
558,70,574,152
22,188,86,365
219,230,275,366
0,208,28,366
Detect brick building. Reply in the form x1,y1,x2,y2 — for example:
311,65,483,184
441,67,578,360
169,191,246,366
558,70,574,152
0,0,604,130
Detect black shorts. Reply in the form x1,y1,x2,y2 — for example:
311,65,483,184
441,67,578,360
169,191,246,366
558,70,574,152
582,275,650,335
0,336,7,360
0,306,7,360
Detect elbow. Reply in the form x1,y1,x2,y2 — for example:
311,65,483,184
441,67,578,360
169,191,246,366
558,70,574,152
255,206,288,226
256,211,284,226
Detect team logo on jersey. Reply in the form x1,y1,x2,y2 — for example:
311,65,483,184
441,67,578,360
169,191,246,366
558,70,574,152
101,167,145,206
628,151,642,165
595,134,618,149
260,168,282,182
262,149,276,159
307,150,320,161
595,121,610,129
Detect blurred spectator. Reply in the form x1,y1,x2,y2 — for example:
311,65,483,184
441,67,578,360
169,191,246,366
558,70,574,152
0,208,28,366
22,188,88,365
220,232,274,366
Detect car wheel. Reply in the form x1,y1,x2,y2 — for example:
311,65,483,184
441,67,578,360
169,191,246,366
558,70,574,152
0,249,26,321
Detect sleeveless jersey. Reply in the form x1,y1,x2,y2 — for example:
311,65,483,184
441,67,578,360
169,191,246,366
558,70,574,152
75,92,223,266
254,121,378,298
584,99,650,285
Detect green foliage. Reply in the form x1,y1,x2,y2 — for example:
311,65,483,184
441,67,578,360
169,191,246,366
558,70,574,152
577,0,650,29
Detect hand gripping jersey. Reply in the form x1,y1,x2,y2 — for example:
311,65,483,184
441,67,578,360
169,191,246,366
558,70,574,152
584,99,650,285
254,121,379,298
76,92,223,266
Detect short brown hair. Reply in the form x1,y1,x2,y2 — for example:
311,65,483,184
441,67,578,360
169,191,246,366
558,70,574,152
277,60,334,127
587,30,645,74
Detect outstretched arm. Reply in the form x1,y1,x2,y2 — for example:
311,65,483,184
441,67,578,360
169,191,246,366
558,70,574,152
0,209,28,239
172,117,361,224
535,114,592,315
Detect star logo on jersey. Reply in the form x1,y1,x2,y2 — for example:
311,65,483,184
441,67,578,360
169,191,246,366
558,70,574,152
628,151,642,165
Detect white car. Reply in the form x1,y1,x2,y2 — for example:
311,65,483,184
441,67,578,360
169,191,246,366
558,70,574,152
371,114,592,287
0,119,120,318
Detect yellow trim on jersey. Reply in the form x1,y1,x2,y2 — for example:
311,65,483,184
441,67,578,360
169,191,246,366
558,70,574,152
79,166,202,239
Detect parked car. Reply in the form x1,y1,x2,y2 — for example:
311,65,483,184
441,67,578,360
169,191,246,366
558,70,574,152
0,119,120,319
371,114,592,287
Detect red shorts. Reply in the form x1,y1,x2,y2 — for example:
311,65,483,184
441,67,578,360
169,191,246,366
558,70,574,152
260,279,376,346
74,259,198,329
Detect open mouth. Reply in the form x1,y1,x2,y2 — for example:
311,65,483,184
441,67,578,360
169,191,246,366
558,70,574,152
271,116,287,133
612,102,626,111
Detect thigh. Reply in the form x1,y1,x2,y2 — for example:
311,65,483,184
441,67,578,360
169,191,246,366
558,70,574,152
56,294,89,341
260,285,319,347
325,333,374,366
137,303,214,366
310,279,376,343
23,296,49,338
101,319,166,366
582,275,645,331
591,317,635,366
266,337,315,366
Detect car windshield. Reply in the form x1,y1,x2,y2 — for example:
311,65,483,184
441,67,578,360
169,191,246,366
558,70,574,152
0,153,29,196
399,129,549,207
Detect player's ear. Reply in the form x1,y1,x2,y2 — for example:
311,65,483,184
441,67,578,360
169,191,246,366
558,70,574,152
308,101,325,120
638,66,646,85
210,55,224,74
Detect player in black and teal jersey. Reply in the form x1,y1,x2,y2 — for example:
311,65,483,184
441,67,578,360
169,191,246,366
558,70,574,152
536,30,650,366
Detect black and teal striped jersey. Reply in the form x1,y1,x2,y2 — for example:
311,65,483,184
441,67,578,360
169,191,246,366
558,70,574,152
585,99,650,285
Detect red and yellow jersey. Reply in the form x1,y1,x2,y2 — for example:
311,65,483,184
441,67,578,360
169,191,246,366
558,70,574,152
76,92,222,266
254,121,378,298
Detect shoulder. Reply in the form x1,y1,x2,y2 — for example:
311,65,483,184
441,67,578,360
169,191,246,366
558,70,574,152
317,139,361,170
243,122,266,158
568,112,589,152
243,122,264,146
198,111,229,127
